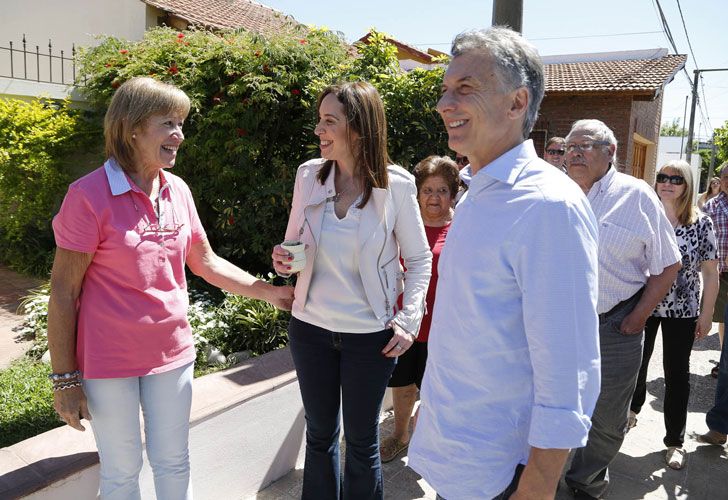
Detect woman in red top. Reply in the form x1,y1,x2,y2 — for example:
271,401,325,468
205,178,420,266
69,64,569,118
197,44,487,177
380,155,460,463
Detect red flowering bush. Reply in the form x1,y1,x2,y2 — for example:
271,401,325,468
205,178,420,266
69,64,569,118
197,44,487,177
74,27,448,273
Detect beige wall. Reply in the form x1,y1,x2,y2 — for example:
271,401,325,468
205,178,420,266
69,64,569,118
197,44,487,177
0,0,159,84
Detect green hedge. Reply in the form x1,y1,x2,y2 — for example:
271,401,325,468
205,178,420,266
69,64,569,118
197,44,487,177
0,99,102,275
75,27,449,274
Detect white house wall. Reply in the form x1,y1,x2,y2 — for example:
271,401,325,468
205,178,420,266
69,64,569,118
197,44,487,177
1,0,158,86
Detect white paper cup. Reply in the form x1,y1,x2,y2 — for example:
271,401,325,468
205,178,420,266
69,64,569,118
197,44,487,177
281,240,306,273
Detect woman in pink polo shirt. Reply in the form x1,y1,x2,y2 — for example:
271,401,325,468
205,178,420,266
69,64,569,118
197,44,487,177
47,77,293,499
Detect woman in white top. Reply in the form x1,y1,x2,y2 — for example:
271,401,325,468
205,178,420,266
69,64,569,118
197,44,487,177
271,81,431,500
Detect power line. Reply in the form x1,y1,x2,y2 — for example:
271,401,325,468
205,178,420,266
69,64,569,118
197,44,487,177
675,0,713,132
653,0,713,134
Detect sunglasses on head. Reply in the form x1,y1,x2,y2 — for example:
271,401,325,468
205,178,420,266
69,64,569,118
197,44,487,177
656,173,685,185
545,148,565,156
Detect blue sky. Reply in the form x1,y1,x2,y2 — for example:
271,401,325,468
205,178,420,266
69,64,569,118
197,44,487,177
264,0,728,140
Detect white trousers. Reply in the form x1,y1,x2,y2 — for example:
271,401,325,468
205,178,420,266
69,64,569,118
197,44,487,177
84,362,194,500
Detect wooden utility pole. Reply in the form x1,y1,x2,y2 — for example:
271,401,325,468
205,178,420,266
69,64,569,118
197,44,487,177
492,0,523,32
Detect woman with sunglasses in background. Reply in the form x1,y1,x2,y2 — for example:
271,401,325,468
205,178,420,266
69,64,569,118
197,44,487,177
48,77,293,499
543,136,567,173
629,160,719,470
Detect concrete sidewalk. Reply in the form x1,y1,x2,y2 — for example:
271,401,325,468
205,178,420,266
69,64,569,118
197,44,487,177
257,326,728,499
0,265,43,369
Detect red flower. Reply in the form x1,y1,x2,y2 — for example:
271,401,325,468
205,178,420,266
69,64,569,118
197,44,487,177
228,215,235,225
119,49,128,55
299,39,307,45
168,64,179,75
104,63,112,68
291,89,301,96
236,128,247,137
177,33,185,39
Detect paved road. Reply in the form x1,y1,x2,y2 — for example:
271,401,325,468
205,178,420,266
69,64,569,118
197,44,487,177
259,326,728,499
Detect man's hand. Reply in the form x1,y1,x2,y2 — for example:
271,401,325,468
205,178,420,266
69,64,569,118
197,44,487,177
619,309,649,335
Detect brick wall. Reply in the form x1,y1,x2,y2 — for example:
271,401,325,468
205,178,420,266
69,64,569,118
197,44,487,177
532,94,635,174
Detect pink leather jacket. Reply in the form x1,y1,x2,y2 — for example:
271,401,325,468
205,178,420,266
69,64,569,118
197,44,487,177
283,158,432,336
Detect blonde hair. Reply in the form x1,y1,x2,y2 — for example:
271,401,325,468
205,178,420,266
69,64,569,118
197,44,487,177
657,159,697,226
104,77,190,173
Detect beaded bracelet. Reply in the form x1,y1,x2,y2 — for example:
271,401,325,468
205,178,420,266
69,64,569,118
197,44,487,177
52,381,83,392
48,370,81,382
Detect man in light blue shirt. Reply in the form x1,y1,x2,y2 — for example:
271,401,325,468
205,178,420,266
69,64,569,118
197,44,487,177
407,27,602,499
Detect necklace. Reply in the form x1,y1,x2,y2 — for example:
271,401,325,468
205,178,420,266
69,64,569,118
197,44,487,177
333,184,354,203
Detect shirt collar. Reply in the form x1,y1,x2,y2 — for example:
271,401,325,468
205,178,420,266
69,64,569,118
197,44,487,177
588,163,616,196
468,140,538,191
103,157,173,197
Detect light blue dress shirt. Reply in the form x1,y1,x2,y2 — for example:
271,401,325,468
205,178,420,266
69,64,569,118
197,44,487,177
408,140,601,499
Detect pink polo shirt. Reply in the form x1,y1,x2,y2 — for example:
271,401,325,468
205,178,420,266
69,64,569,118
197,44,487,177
52,159,206,378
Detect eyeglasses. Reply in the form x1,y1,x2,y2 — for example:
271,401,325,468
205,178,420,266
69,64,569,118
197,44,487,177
545,149,565,156
565,141,611,153
656,173,685,185
140,221,185,235
455,155,469,166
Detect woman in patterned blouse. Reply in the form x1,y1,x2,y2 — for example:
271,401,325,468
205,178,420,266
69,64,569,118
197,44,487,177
630,159,719,470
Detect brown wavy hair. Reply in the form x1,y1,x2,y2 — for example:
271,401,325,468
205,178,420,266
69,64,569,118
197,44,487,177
315,81,391,208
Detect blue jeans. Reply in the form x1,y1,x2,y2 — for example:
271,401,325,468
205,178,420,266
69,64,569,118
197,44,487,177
83,362,194,500
706,306,728,434
288,317,397,500
565,292,644,498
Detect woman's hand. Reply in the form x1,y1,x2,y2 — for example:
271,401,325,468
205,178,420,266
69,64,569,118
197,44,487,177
272,244,294,276
54,386,91,431
382,321,416,357
695,312,714,340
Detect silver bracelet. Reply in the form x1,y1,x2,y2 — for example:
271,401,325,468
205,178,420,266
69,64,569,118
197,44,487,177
52,381,83,392
48,370,81,382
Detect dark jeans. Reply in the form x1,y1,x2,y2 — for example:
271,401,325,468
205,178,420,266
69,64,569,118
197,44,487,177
288,316,396,500
706,305,728,434
436,464,524,500
630,316,697,446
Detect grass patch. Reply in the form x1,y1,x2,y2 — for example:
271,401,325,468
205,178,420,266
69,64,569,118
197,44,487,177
0,357,61,448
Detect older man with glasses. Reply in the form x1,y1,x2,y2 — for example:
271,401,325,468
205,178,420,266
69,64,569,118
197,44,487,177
564,119,681,499
543,136,567,172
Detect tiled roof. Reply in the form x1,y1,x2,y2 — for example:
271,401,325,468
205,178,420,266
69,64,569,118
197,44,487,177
545,54,687,96
141,0,299,33
356,33,435,64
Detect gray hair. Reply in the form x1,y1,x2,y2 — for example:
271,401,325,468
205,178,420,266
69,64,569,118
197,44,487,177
451,26,545,137
566,119,618,164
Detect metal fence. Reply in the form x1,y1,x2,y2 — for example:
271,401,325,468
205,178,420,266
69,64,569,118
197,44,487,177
0,35,82,86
